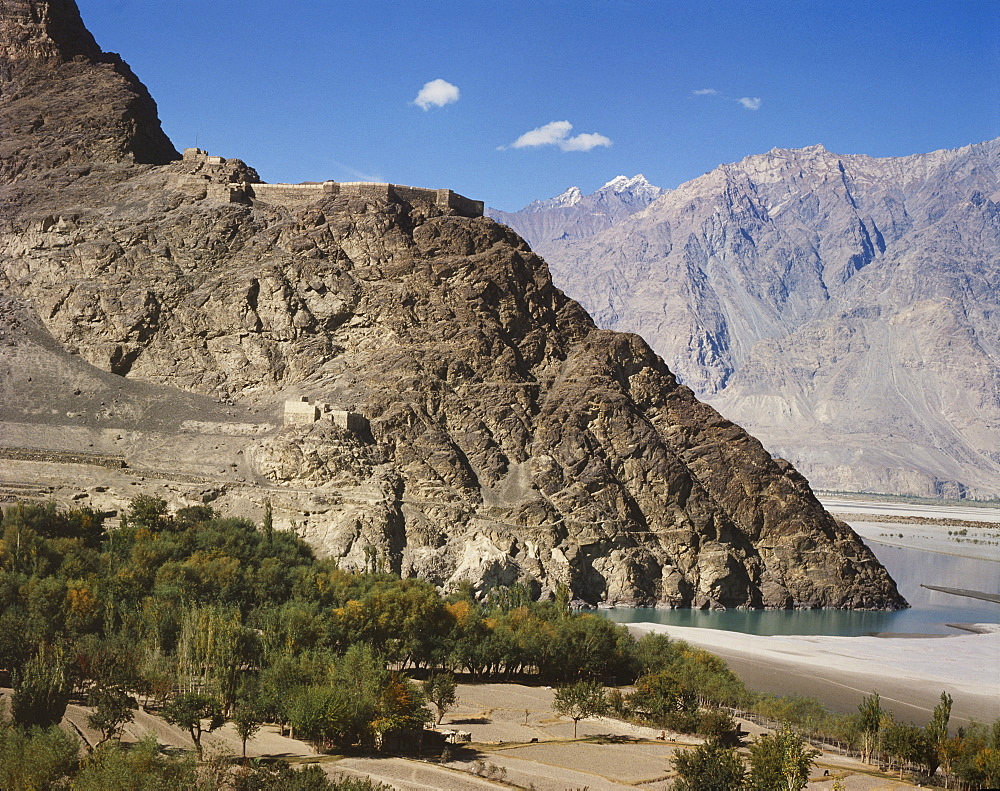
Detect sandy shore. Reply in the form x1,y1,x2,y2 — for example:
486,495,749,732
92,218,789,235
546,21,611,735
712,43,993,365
821,497,1000,563
629,623,1000,726
820,497,1000,524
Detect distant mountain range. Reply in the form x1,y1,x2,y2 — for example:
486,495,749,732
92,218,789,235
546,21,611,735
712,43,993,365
488,175,665,245
488,141,1000,499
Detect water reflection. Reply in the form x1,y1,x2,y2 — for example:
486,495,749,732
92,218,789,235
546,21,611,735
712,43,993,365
601,541,1000,636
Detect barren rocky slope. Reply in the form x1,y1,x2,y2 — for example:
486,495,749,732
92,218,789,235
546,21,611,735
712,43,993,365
505,144,1000,500
0,0,905,608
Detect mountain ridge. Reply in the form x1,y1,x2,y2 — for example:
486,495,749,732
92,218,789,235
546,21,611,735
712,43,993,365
487,174,665,246
0,0,906,609
501,139,1000,499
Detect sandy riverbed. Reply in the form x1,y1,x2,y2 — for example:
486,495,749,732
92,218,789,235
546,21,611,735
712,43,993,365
627,622,1000,727
822,497,1000,563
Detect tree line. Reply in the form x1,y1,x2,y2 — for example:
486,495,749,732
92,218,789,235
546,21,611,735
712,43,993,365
1,499,997,789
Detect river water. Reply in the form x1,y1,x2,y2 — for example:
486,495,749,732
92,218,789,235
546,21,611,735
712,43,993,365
601,540,1000,636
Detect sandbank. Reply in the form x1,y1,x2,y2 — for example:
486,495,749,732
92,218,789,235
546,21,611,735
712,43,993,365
821,497,1000,562
629,623,1000,726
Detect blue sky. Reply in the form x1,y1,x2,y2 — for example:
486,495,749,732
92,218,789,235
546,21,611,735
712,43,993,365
77,1,999,211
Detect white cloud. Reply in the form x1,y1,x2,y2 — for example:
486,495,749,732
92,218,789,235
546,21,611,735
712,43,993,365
414,79,460,110
693,89,764,111
560,132,614,151
503,120,612,152
329,159,383,182
510,120,573,148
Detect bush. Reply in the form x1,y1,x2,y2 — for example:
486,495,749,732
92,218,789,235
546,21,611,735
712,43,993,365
672,740,745,791
0,724,78,791
71,735,197,790
231,762,336,791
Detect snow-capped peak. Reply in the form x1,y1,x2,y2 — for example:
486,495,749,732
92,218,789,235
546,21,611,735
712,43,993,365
598,174,663,201
522,185,583,213
550,185,583,207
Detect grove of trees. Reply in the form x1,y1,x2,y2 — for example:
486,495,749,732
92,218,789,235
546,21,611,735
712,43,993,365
1,499,997,790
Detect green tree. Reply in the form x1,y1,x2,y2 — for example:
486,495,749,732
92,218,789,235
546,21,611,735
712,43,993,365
287,685,350,750
699,709,741,746
628,670,698,731
86,684,137,745
672,740,746,791
256,651,329,734
633,632,681,674
922,690,952,777
123,495,169,532
555,583,571,618
747,726,819,791
952,718,1000,788
857,692,884,763
553,679,607,739
175,605,259,712
422,672,458,725
0,724,78,791
286,646,430,751
232,700,264,759
161,692,224,760
262,499,274,547
883,721,925,778
11,647,72,729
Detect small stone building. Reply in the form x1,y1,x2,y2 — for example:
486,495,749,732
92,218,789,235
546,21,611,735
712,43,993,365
329,409,368,432
282,397,367,433
283,397,319,425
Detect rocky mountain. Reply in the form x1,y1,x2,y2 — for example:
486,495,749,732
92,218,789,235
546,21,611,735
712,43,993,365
487,175,664,246
507,144,1000,500
0,0,905,609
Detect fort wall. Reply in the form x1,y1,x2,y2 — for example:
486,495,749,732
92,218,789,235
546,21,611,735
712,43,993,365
180,149,484,217
248,179,484,218
248,182,328,210
0,447,127,468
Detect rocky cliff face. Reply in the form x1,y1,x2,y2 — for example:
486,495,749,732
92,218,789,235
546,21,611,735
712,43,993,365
0,0,905,608
0,0,178,181
509,144,1000,500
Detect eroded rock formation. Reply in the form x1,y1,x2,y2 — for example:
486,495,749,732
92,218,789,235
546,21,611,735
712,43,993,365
0,0,905,608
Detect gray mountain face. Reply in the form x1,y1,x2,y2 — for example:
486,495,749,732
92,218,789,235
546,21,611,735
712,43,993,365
487,175,665,246
499,143,1000,499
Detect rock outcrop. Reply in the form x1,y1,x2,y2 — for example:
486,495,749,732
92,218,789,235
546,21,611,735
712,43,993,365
502,144,1000,500
0,0,178,181
0,0,906,608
